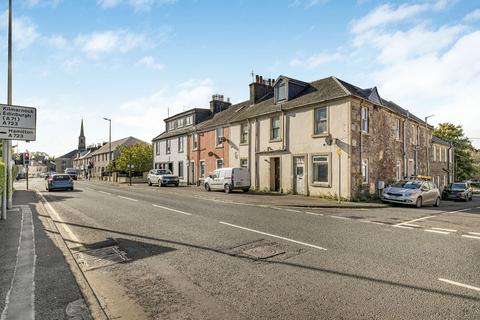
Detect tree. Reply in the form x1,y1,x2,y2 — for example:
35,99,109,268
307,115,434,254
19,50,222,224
433,123,475,181
115,143,153,174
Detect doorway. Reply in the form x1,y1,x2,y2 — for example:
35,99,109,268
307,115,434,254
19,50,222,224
270,157,280,192
293,156,305,195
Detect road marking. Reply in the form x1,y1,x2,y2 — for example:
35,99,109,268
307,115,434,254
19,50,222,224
467,232,480,236
360,220,385,225
98,190,112,195
394,215,437,227
117,195,138,202
36,191,80,243
1,206,35,320
431,227,457,232
393,225,413,230
284,208,302,213
438,278,480,292
218,221,327,251
330,215,350,220
152,204,192,216
461,235,480,240
449,208,473,213
404,223,420,227
305,211,324,216
425,229,450,235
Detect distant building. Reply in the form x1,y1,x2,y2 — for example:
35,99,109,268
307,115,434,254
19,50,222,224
55,119,87,173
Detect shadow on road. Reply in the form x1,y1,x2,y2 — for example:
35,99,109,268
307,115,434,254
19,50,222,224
44,217,479,303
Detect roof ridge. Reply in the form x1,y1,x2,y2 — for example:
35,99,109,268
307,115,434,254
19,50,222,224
331,76,351,95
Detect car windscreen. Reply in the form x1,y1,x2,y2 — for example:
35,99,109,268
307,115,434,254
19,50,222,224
157,170,172,175
53,175,71,181
451,183,467,189
391,181,422,189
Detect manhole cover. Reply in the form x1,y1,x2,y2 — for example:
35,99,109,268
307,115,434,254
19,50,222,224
243,244,285,259
75,245,129,271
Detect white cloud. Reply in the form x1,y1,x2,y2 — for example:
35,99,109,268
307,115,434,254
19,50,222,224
0,12,40,50
47,34,67,49
75,30,148,58
21,0,62,8
135,56,164,70
432,0,457,11
350,3,428,34
97,0,122,8
464,8,480,22
290,52,342,69
116,79,214,138
97,0,177,11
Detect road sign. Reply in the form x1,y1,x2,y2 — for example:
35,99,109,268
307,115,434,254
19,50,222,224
0,104,36,141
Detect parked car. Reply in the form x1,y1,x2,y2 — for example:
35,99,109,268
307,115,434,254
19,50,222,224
65,168,78,180
204,167,250,193
45,174,74,192
441,182,473,201
147,169,179,187
382,179,440,208
16,171,26,180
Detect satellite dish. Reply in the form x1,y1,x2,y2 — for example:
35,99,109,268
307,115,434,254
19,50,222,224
325,135,333,146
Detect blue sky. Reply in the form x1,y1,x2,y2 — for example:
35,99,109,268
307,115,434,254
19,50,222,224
0,0,479,156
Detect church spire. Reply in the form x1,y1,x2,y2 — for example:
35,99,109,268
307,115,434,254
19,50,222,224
78,118,86,150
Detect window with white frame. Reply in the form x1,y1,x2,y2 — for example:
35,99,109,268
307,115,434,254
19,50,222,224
413,126,418,145
314,107,328,135
166,139,171,154
275,80,286,102
361,107,369,133
444,148,448,163
185,116,192,126
312,155,329,184
361,159,369,184
216,158,224,169
433,145,436,161
240,158,248,168
200,160,205,178
178,136,184,153
192,133,198,150
439,146,442,162
271,116,281,140
177,118,184,128
155,141,160,155
216,127,224,147
395,119,401,140
178,161,184,178
240,123,249,144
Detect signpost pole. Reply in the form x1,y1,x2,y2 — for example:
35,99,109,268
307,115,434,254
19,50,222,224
6,0,13,209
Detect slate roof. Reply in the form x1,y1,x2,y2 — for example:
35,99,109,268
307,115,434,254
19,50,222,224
432,136,451,146
90,136,148,155
152,126,193,141
58,149,80,159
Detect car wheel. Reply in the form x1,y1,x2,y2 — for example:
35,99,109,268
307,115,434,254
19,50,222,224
48,188,52,192
175,183,179,187
148,179,152,186
224,184,232,194
242,188,249,193
415,197,422,208
205,183,211,192
434,197,440,207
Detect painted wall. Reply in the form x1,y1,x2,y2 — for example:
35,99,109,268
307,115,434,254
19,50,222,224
153,135,189,183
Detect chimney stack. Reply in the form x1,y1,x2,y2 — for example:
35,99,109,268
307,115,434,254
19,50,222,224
249,74,274,104
210,94,231,114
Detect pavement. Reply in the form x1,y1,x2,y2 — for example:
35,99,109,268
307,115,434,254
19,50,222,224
21,177,480,320
0,187,91,320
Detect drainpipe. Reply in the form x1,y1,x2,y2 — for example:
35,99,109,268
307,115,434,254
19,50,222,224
247,119,252,172
255,119,260,190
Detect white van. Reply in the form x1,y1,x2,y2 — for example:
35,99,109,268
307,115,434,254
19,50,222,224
204,167,250,193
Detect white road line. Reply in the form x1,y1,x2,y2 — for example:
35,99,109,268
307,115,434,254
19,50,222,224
394,215,437,227
360,220,386,225
393,225,413,230
98,190,112,195
152,204,192,216
438,278,480,292
218,221,328,251
1,206,35,320
404,223,420,227
330,215,350,220
284,208,302,213
36,191,80,243
449,208,473,213
305,211,324,216
425,229,450,235
117,195,138,202
467,232,480,236
431,227,457,232
461,235,480,240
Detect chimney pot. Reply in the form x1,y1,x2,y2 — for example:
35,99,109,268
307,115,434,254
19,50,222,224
259,76,263,83
255,75,259,83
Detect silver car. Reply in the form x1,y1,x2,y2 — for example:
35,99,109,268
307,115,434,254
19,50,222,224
147,169,179,187
382,180,441,208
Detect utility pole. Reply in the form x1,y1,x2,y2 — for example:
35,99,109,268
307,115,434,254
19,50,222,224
2,0,12,219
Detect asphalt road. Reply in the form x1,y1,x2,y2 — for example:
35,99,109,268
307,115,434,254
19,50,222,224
30,178,480,319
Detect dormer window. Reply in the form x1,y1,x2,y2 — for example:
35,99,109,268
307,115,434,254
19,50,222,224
275,80,286,102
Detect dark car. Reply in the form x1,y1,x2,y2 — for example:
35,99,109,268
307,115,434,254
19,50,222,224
442,182,473,201
45,174,74,192
65,168,78,180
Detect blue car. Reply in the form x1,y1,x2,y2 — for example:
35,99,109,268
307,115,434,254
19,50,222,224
45,174,74,192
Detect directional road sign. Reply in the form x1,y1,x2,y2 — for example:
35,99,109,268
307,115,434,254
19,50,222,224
0,104,37,141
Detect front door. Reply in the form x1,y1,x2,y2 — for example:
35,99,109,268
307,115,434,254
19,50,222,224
190,161,195,185
293,157,305,195
270,157,280,192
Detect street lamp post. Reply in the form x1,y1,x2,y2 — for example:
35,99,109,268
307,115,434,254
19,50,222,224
425,115,435,176
103,118,111,180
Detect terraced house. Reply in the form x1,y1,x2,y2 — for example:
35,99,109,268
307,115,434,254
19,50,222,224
156,74,453,200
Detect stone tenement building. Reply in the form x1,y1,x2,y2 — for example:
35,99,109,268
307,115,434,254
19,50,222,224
152,74,454,200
